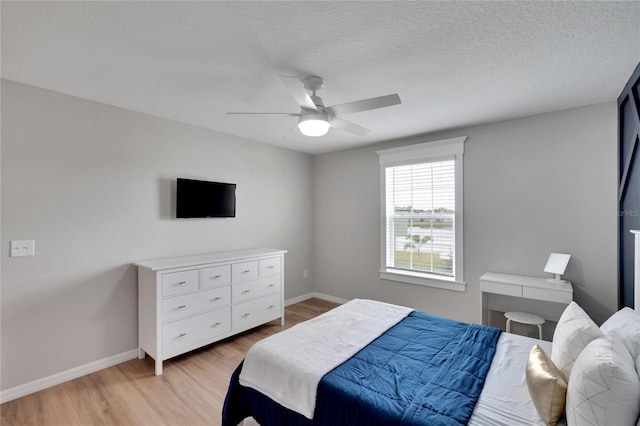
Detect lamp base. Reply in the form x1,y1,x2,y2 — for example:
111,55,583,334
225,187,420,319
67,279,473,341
546,278,568,284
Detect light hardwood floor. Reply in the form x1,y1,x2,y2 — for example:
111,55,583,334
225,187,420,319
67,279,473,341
1,298,339,426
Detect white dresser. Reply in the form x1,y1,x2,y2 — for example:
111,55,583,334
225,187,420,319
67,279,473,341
135,248,286,375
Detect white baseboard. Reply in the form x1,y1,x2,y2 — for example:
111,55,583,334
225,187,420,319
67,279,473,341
0,349,138,404
2,294,346,404
284,292,348,306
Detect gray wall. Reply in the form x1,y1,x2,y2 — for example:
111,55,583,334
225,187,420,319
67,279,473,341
1,80,314,390
313,102,617,325
1,79,618,393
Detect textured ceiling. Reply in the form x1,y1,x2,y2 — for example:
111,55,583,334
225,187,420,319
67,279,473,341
2,1,639,155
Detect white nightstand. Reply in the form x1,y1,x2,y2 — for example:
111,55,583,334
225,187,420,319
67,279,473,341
480,272,573,340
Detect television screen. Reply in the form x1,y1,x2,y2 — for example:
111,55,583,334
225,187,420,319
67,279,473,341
176,178,236,218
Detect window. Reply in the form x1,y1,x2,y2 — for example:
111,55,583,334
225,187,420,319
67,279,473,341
377,137,466,291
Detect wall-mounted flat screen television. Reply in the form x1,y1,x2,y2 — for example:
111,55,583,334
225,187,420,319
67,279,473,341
176,178,236,218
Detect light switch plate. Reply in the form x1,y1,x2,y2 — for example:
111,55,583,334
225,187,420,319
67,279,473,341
10,240,35,257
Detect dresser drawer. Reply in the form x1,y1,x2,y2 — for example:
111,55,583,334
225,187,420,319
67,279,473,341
232,261,258,283
201,264,232,289
233,293,281,331
162,286,231,322
233,276,281,303
162,269,199,297
259,257,281,277
163,307,231,355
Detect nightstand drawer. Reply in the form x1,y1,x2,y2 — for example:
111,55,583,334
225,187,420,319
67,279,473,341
162,269,199,297
480,280,522,297
163,307,231,355
233,276,281,303
523,286,573,304
201,264,232,289
259,257,281,277
233,261,258,283
162,286,231,322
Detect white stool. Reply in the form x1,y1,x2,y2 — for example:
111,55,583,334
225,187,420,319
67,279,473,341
504,311,545,340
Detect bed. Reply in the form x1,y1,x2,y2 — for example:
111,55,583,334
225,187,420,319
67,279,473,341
222,233,640,426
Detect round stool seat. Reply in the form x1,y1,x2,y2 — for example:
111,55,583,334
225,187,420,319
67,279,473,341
504,311,545,325
504,311,545,339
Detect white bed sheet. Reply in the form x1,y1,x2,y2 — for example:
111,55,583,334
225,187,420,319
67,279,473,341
469,332,565,426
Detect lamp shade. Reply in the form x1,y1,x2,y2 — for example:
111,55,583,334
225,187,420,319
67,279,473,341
298,112,330,137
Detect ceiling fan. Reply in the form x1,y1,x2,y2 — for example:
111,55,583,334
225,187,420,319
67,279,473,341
226,75,401,137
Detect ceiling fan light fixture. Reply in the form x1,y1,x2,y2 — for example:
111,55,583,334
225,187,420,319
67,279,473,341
298,112,330,137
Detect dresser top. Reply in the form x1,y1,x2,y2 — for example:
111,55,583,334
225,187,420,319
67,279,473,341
135,248,287,271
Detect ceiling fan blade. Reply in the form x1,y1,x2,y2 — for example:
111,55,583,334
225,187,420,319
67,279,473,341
330,117,370,136
226,112,300,116
326,93,401,116
284,123,301,139
278,75,318,111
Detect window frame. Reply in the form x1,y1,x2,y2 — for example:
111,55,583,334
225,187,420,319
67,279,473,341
377,137,466,292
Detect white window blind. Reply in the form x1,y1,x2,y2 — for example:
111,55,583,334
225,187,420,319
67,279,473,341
384,159,455,277
377,137,465,291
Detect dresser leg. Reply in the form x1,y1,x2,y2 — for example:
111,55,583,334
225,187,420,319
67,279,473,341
138,348,145,359
280,315,285,326
155,360,163,376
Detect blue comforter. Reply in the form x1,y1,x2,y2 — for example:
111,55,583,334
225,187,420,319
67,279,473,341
222,311,501,426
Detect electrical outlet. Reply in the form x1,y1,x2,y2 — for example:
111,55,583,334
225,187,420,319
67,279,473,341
303,270,309,279
10,240,35,257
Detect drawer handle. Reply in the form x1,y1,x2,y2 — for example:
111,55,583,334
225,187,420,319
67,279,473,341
242,313,251,318
267,265,275,269
177,281,187,285
177,305,187,309
242,269,251,273
212,275,222,279
212,322,222,327
267,283,275,287
179,333,187,338
267,305,275,309
211,297,222,301
241,290,251,294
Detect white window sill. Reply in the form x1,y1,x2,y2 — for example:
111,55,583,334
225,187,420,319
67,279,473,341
379,269,466,292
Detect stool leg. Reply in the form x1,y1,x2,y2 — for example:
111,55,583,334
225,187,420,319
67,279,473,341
506,319,511,333
537,324,543,340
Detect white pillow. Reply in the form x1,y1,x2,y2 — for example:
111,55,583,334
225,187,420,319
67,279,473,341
636,350,640,426
600,307,640,360
552,302,603,379
566,335,640,426
637,354,640,426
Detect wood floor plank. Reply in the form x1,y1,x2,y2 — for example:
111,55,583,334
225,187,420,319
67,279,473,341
0,298,338,426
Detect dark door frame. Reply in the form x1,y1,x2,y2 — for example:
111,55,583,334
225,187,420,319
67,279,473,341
618,62,640,309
